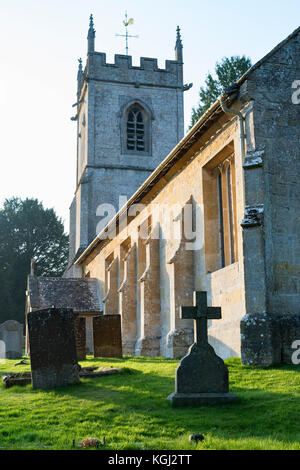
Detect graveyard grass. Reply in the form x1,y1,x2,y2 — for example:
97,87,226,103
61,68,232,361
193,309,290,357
0,356,299,450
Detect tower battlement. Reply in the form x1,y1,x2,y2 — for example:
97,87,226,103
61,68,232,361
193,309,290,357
79,52,183,97
90,52,181,74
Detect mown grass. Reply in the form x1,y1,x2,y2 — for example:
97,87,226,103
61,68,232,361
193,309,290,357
0,356,299,450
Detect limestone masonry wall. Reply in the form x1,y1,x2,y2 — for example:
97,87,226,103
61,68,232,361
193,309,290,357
240,29,300,365
82,115,246,359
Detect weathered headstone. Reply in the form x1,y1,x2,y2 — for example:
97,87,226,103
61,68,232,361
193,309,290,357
0,320,23,359
0,340,5,359
27,308,80,389
168,292,237,406
85,316,94,355
93,315,122,358
74,316,86,361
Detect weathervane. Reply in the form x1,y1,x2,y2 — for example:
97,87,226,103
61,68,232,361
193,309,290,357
115,11,139,55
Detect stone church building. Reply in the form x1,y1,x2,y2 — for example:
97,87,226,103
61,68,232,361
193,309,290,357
27,17,300,366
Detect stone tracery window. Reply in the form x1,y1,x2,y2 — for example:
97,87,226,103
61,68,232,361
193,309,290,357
203,145,238,273
217,156,237,268
127,108,145,151
121,101,151,155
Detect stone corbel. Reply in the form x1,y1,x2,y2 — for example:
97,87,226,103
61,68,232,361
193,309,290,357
243,149,264,169
241,204,264,227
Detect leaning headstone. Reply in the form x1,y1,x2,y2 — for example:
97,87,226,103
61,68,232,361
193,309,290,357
168,292,237,406
27,308,80,389
93,315,122,358
0,320,23,359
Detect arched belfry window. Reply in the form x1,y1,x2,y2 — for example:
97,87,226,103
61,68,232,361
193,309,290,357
127,107,145,151
121,101,152,156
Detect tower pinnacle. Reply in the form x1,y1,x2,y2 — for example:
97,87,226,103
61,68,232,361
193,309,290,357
87,14,96,53
77,58,83,77
175,25,183,63
77,58,83,94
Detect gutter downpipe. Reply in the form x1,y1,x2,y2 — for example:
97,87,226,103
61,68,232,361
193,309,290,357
219,94,246,209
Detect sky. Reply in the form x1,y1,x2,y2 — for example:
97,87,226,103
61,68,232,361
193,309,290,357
0,0,300,232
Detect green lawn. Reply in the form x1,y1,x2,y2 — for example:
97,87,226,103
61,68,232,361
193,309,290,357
0,356,299,450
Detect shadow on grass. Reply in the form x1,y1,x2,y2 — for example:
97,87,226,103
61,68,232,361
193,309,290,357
32,368,300,446
1,358,300,449
38,361,300,404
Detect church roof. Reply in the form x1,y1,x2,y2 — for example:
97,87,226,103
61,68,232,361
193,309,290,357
27,276,103,314
74,24,300,265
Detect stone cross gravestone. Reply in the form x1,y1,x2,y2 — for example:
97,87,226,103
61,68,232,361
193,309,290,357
0,320,23,359
27,308,80,389
168,292,237,406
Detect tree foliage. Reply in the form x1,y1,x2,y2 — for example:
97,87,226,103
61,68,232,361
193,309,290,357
0,197,69,324
190,55,252,128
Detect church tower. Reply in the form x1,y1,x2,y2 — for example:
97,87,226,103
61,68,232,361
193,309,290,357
67,15,187,274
